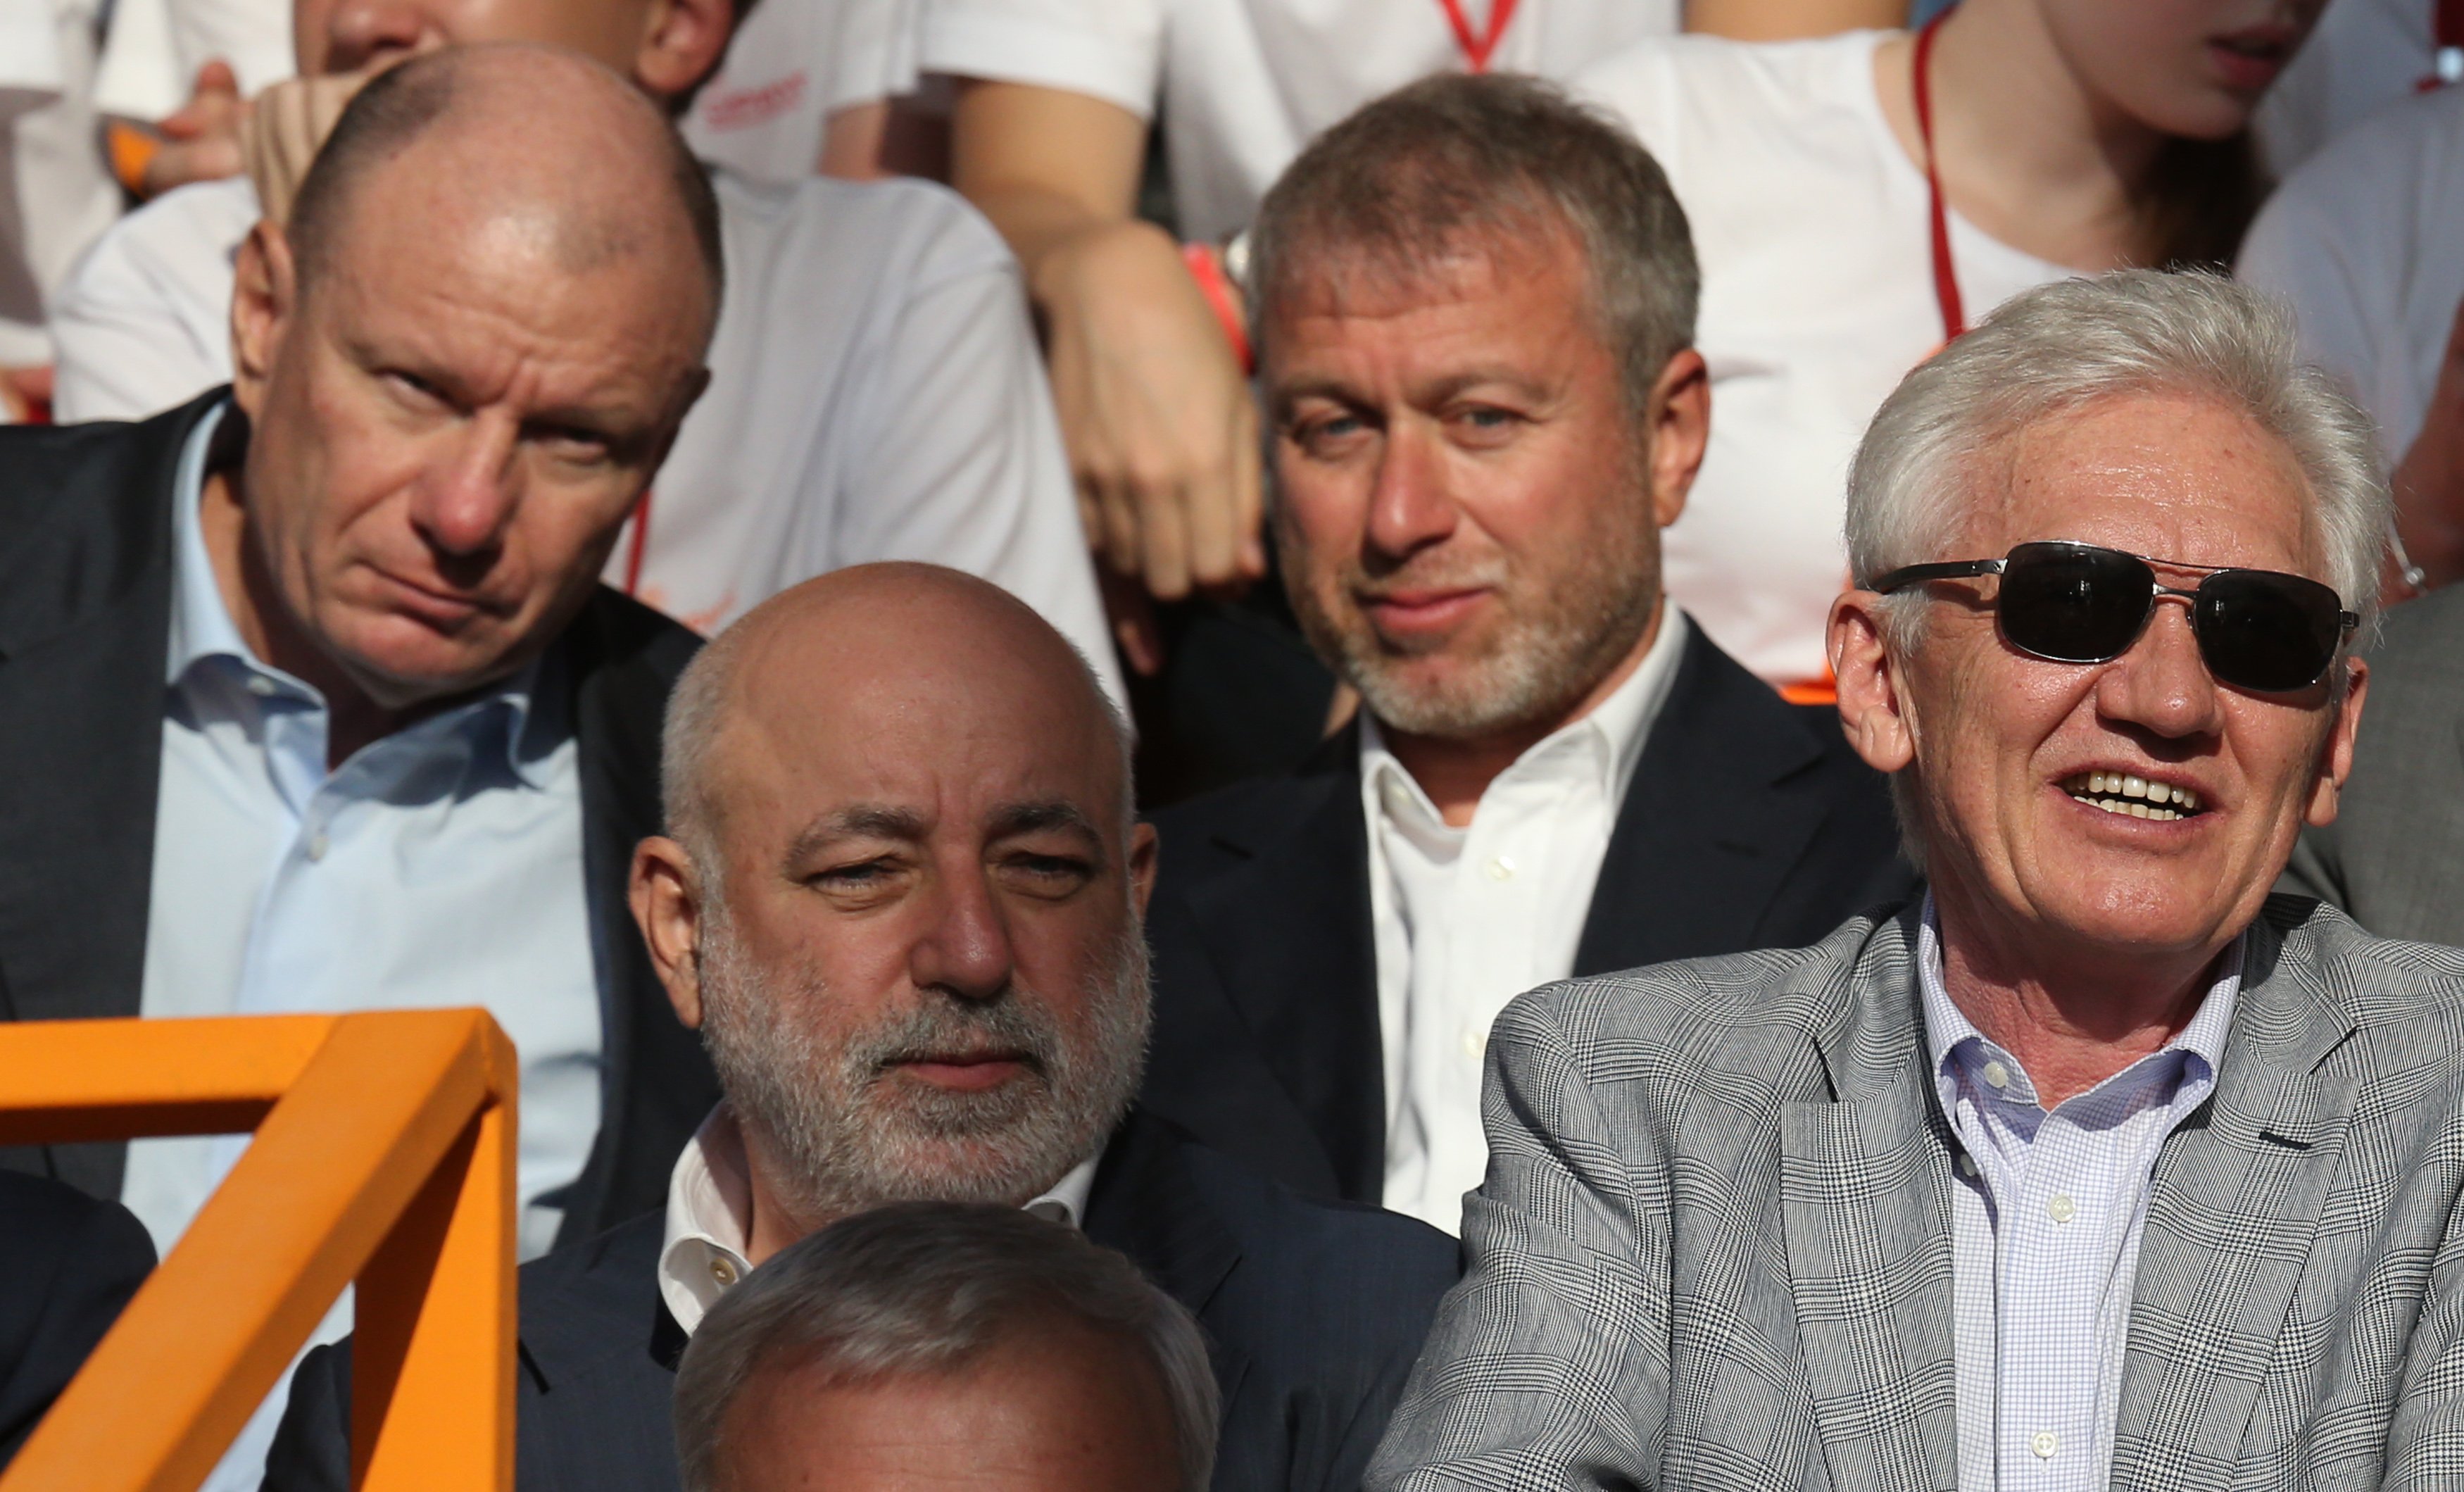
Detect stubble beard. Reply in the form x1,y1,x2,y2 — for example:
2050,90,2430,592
694,907,1153,1231
1281,489,1663,741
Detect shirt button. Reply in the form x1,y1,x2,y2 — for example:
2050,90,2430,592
709,1257,738,1287
1460,1026,1486,1058
1956,1153,1978,1178
2047,1193,2076,1224
2030,1431,2058,1460
1484,855,1516,882
245,675,278,698
1981,1060,2009,1090
304,831,329,863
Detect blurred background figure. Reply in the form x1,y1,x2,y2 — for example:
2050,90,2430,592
0,1174,155,1469
671,1203,1216,1492
1571,0,2329,698
2252,0,2460,171
0,0,118,423
2240,84,2464,590
1,45,727,1488
925,0,1911,801
681,0,924,181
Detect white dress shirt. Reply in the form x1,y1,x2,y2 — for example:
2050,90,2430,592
0,0,120,370
1366,608,1687,1234
658,1103,1102,1334
46,167,1125,706
125,401,603,1492
1918,900,2239,1492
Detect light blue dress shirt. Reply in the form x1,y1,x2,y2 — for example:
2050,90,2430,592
1918,898,2239,1492
123,403,605,1265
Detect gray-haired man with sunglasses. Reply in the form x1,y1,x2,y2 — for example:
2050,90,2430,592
1372,272,2464,1491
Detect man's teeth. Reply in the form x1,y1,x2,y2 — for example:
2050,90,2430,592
2063,771,2202,821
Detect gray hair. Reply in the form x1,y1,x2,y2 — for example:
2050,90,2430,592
1847,270,2389,653
673,1202,1219,1492
1246,70,1698,421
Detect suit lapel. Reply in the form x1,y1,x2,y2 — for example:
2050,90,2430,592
2110,923,2358,1488
1084,1112,1254,1409
1575,627,1830,976
1178,735,1384,1200
1780,919,1961,1492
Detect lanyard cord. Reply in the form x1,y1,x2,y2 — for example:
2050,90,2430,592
1913,12,1966,344
621,491,653,596
1434,0,1523,73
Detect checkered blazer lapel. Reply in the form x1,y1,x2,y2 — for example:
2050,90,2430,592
1781,912,1962,1492
2111,910,2363,1488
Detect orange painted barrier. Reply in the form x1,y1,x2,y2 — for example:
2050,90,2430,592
0,1010,518,1492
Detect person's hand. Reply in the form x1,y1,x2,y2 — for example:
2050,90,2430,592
2394,295,2464,593
0,365,52,423
241,72,370,225
130,60,249,197
1035,220,1267,668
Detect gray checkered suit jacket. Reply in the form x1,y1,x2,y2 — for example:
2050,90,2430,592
1369,896,2464,1491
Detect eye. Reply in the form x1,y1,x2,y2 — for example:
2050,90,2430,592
1287,405,1372,458
382,370,450,408
532,423,614,465
998,851,1095,897
807,858,900,896
1448,404,1525,444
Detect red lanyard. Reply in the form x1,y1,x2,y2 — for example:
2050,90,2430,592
621,491,653,596
1435,0,1521,73
1913,12,1965,344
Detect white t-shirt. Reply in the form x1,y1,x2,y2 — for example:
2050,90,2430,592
683,0,922,184
2239,84,2464,468
2254,0,2440,176
46,168,1124,703
1576,31,2070,687
919,0,1678,243
90,0,291,120
1,0,121,370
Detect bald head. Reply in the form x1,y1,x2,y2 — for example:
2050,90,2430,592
663,564,1132,874
285,44,723,343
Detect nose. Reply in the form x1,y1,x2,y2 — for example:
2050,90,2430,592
316,0,434,74
409,412,522,559
2092,594,2224,739
1362,422,1458,563
906,865,1016,1004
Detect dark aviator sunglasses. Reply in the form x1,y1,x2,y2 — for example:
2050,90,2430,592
1871,540,2359,694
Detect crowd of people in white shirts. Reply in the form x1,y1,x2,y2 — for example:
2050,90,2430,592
9,0,2459,706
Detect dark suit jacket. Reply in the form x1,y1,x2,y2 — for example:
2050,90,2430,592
0,1172,156,1466
1142,621,1916,1202
0,393,718,1244
262,1110,1460,1492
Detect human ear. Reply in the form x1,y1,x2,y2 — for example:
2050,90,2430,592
1644,348,1709,530
2304,656,2370,829
631,836,710,1029
230,221,297,422
1830,589,1918,775
631,0,734,101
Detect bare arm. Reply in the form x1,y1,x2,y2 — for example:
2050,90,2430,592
949,79,1265,668
2394,296,2464,591
1686,0,1906,40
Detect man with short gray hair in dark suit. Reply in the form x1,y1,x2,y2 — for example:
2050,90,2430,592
1374,270,2464,1490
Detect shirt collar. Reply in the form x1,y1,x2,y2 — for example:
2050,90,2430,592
1915,892,2241,1112
163,397,564,788
1359,605,1690,836
655,1104,1104,1336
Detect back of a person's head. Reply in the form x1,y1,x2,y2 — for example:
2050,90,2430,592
674,1203,1217,1492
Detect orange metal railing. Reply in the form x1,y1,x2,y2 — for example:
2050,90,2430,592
0,1010,518,1492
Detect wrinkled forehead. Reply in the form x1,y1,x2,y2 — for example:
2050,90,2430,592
1951,391,2329,579
712,662,1129,858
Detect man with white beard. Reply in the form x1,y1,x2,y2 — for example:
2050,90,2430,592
261,561,1458,1492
